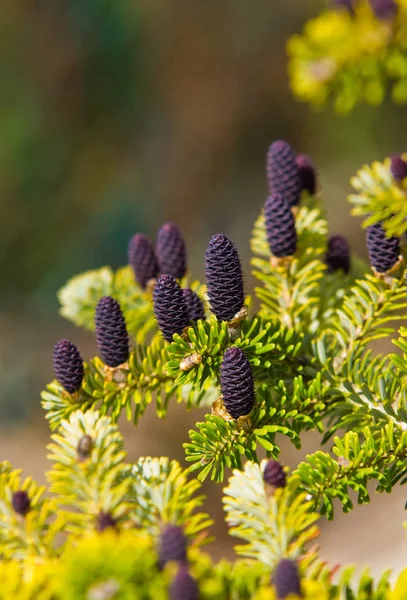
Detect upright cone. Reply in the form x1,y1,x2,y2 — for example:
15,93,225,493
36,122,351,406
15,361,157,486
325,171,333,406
205,234,245,322
266,140,301,208
220,347,255,419
53,339,84,394
156,222,187,279
128,233,158,289
95,297,130,367
153,275,190,342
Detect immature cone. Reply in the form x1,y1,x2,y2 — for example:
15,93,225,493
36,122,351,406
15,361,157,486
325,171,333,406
77,435,93,460
95,296,130,368
326,235,351,274
12,490,31,516
266,140,301,208
96,511,116,532
220,347,255,419
128,233,158,289
263,460,286,489
391,155,407,182
369,0,397,18
205,234,245,322
273,559,302,599
295,154,317,195
170,565,199,600
156,222,187,279
158,525,188,569
264,194,297,258
153,275,190,342
53,339,84,394
366,222,400,274
182,288,206,322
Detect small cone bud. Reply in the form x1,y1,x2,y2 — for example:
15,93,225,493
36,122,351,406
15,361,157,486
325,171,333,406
158,524,188,569
273,559,302,599
326,235,351,274
12,490,31,516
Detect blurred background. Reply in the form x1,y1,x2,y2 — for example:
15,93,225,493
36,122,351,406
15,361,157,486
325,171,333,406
1,0,407,574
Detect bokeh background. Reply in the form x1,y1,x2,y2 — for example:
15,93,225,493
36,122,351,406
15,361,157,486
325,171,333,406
2,0,407,574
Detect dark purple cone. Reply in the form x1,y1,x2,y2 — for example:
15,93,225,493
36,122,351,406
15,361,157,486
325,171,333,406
205,234,245,322
12,491,31,516
95,297,130,368
220,347,255,419
158,525,188,569
366,222,400,274
156,222,187,280
128,233,158,289
326,235,351,274
96,511,116,532
391,155,407,182
77,435,93,460
170,565,199,600
182,288,206,322
369,0,398,18
53,339,84,394
295,154,317,195
266,140,301,208
153,275,190,342
273,559,302,599
333,0,354,12
264,194,297,258
263,461,287,489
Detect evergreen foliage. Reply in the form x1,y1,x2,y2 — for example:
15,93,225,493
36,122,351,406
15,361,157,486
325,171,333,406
5,7,407,594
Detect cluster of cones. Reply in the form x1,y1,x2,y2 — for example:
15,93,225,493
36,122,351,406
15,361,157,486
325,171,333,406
52,141,407,422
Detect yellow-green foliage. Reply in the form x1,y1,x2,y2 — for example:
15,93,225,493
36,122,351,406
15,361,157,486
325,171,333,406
349,154,407,236
287,0,407,112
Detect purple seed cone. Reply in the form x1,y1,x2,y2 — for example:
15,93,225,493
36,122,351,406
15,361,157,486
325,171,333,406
391,155,407,182
220,347,255,419
333,0,354,12
326,235,351,274
156,222,187,280
12,491,31,516
263,461,287,489
182,288,206,322
295,154,317,195
128,233,158,289
53,339,84,394
370,0,397,18
153,275,190,342
95,297,130,368
96,511,116,532
158,525,188,569
366,222,400,274
264,194,297,258
273,559,302,599
205,234,245,322
266,140,301,208
170,565,199,600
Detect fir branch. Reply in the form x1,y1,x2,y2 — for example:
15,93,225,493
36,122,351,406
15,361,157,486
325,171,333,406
46,410,131,536
293,422,407,519
251,200,327,337
349,156,407,238
124,457,212,542
223,461,320,567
